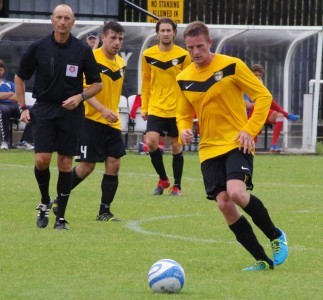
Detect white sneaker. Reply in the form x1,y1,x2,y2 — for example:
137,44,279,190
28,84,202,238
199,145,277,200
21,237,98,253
16,141,34,150
0,141,9,150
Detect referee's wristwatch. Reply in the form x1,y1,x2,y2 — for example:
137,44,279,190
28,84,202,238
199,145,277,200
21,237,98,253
81,92,87,101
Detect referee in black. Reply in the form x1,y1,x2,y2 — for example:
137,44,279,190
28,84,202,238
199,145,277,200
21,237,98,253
14,4,102,230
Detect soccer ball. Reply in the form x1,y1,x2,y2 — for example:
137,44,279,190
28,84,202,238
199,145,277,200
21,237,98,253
148,258,185,293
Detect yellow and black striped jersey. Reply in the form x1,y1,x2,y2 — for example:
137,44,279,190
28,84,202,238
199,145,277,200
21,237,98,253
141,44,191,118
176,54,272,163
84,48,125,130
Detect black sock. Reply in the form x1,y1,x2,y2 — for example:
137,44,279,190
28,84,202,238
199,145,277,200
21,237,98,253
172,152,183,189
56,171,72,220
71,166,85,190
99,174,118,215
149,148,167,180
229,216,272,265
34,166,51,205
243,194,280,240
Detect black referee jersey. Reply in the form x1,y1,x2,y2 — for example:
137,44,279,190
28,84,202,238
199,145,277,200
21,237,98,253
16,32,101,104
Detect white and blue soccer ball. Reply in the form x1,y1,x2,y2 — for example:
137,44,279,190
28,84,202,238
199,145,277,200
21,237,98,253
148,258,185,294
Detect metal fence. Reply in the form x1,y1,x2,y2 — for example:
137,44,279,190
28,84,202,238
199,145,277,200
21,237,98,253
121,0,322,26
1,0,322,25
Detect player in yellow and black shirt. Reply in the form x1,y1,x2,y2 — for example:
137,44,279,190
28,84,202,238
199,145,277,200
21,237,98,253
176,21,288,271
141,17,191,196
52,21,126,222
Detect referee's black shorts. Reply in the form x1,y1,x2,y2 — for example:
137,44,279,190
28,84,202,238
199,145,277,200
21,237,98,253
77,118,126,162
201,148,254,200
31,102,84,156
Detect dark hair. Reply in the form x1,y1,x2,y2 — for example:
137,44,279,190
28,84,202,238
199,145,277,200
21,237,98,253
251,64,265,75
155,17,177,33
0,59,5,68
184,21,210,40
87,31,98,39
103,20,124,35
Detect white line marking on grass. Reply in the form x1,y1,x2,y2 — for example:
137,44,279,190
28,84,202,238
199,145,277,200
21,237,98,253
1,164,31,169
125,215,310,251
2,163,323,189
291,210,322,213
125,214,235,244
3,163,323,189
256,182,322,189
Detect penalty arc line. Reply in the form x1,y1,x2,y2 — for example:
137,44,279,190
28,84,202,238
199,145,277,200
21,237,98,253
125,214,310,251
125,214,236,244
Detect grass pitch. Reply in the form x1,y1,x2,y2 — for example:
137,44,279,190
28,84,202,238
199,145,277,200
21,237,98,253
0,150,322,299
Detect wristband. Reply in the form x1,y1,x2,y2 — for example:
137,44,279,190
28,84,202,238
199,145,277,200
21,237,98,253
81,92,87,101
19,105,28,114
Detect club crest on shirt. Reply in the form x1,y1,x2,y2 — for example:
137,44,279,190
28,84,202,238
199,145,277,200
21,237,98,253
172,59,179,66
66,64,78,77
214,71,223,82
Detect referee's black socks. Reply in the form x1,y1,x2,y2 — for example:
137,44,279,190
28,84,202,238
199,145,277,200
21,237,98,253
34,166,51,205
56,171,72,219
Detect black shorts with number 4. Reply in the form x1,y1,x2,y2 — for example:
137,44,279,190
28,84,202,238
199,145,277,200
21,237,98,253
201,148,254,200
77,118,126,162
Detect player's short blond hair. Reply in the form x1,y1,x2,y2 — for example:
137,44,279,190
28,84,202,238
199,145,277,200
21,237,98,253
184,21,210,40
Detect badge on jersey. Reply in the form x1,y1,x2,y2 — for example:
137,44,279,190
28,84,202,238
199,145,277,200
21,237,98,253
214,71,223,82
172,58,179,66
66,64,79,77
